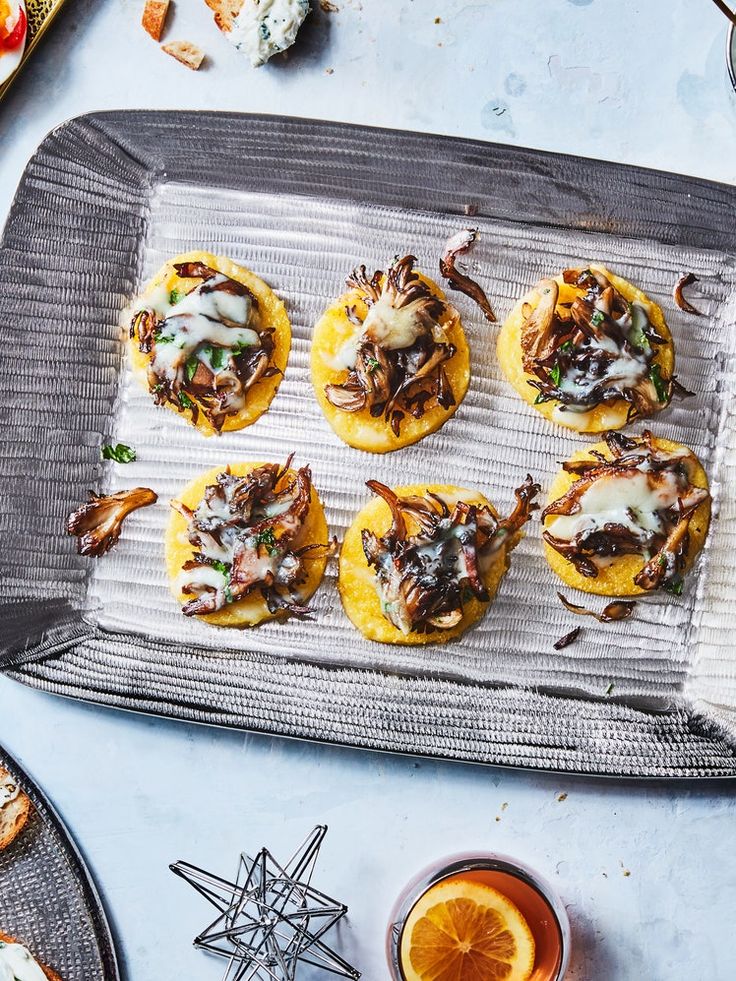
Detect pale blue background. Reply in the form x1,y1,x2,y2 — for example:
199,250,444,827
2,1,736,978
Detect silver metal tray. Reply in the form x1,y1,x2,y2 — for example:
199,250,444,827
0,743,120,980
1,111,736,778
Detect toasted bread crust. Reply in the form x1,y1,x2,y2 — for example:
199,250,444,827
0,933,62,981
162,40,205,70
141,0,170,40
0,767,31,851
204,0,244,32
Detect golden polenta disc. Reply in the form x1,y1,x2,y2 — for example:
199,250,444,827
311,271,470,453
543,437,710,597
497,264,675,433
128,251,291,437
166,462,330,627
339,483,518,645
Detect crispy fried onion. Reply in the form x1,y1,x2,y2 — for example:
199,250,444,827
522,268,692,420
362,475,540,634
543,431,709,594
67,487,158,556
173,458,335,618
130,262,279,432
324,255,458,436
439,229,496,323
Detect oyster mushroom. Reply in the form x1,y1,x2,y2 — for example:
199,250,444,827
439,228,496,323
67,487,158,556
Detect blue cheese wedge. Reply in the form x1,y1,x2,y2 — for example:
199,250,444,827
0,940,48,981
228,0,310,66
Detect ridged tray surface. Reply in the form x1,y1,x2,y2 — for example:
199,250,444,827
1,112,736,777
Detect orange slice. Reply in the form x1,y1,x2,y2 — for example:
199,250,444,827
400,878,536,981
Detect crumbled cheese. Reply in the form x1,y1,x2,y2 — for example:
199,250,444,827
229,0,310,67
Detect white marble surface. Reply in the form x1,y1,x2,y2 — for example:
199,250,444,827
2,1,736,979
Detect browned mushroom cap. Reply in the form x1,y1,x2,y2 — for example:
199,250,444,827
439,228,496,323
67,487,158,557
520,278,559,370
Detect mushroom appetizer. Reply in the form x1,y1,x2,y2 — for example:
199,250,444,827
166,459,333,626
339,476,539,644
543,432,711,597
498,264,689,433
67,487,158,557
311,254,470,453
129,252,290,436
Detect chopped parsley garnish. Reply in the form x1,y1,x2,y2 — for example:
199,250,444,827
590,310,605,327
154,328,175,344
549,362,562,387
663,576,684,596
649,363,669,403
628,303,651,351
178,392,195,410
204,344,229,372
534,391,554,404
211,559,230,576
101,443,136,464
366,357,381,373
224,584,234,604
231,339,255,357
559,340,574,354
185,356,199,382
169,288,185,305
256,528,278,554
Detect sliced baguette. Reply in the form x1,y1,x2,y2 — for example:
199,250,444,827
142,0,170,41
0,767,31,851
162,40,206,69
204,0,244,33
0,932,62,981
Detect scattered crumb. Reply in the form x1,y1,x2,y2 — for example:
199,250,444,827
142,0,170,41
325,67,334,74
320,0,339,10
464,203,478,217
602,872,608,878
501,802,508,811
557,792,568,802
162,40,205,70
605,682,615,696
495,816,500,822
620,862,631,877
434,16,442,23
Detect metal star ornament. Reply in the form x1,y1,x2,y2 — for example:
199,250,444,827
171,825,361,981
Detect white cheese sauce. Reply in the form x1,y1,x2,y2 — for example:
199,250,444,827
140,274,260,390
547,467,685,546
228,0,310,67
0,942,48,981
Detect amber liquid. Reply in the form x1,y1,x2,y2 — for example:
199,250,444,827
399,868,563,981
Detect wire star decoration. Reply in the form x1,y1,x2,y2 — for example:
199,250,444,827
170,825,361,981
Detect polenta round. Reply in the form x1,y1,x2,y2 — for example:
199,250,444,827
166,461,330,627
339,483,518,645
497,264,676,433
129,251,291,437
311,258,470,453
543,437,710,597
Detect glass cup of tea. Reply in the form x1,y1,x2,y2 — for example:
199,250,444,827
386,852,570,981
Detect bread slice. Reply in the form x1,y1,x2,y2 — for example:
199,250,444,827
142,0,170,41
162,40,206,70
204,0,244,33
0,766,31,851
0,932,62,981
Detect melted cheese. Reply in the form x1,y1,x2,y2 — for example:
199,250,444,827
0,943,47,981
228,0,310,67
546,469,683,544
0,774,18,809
